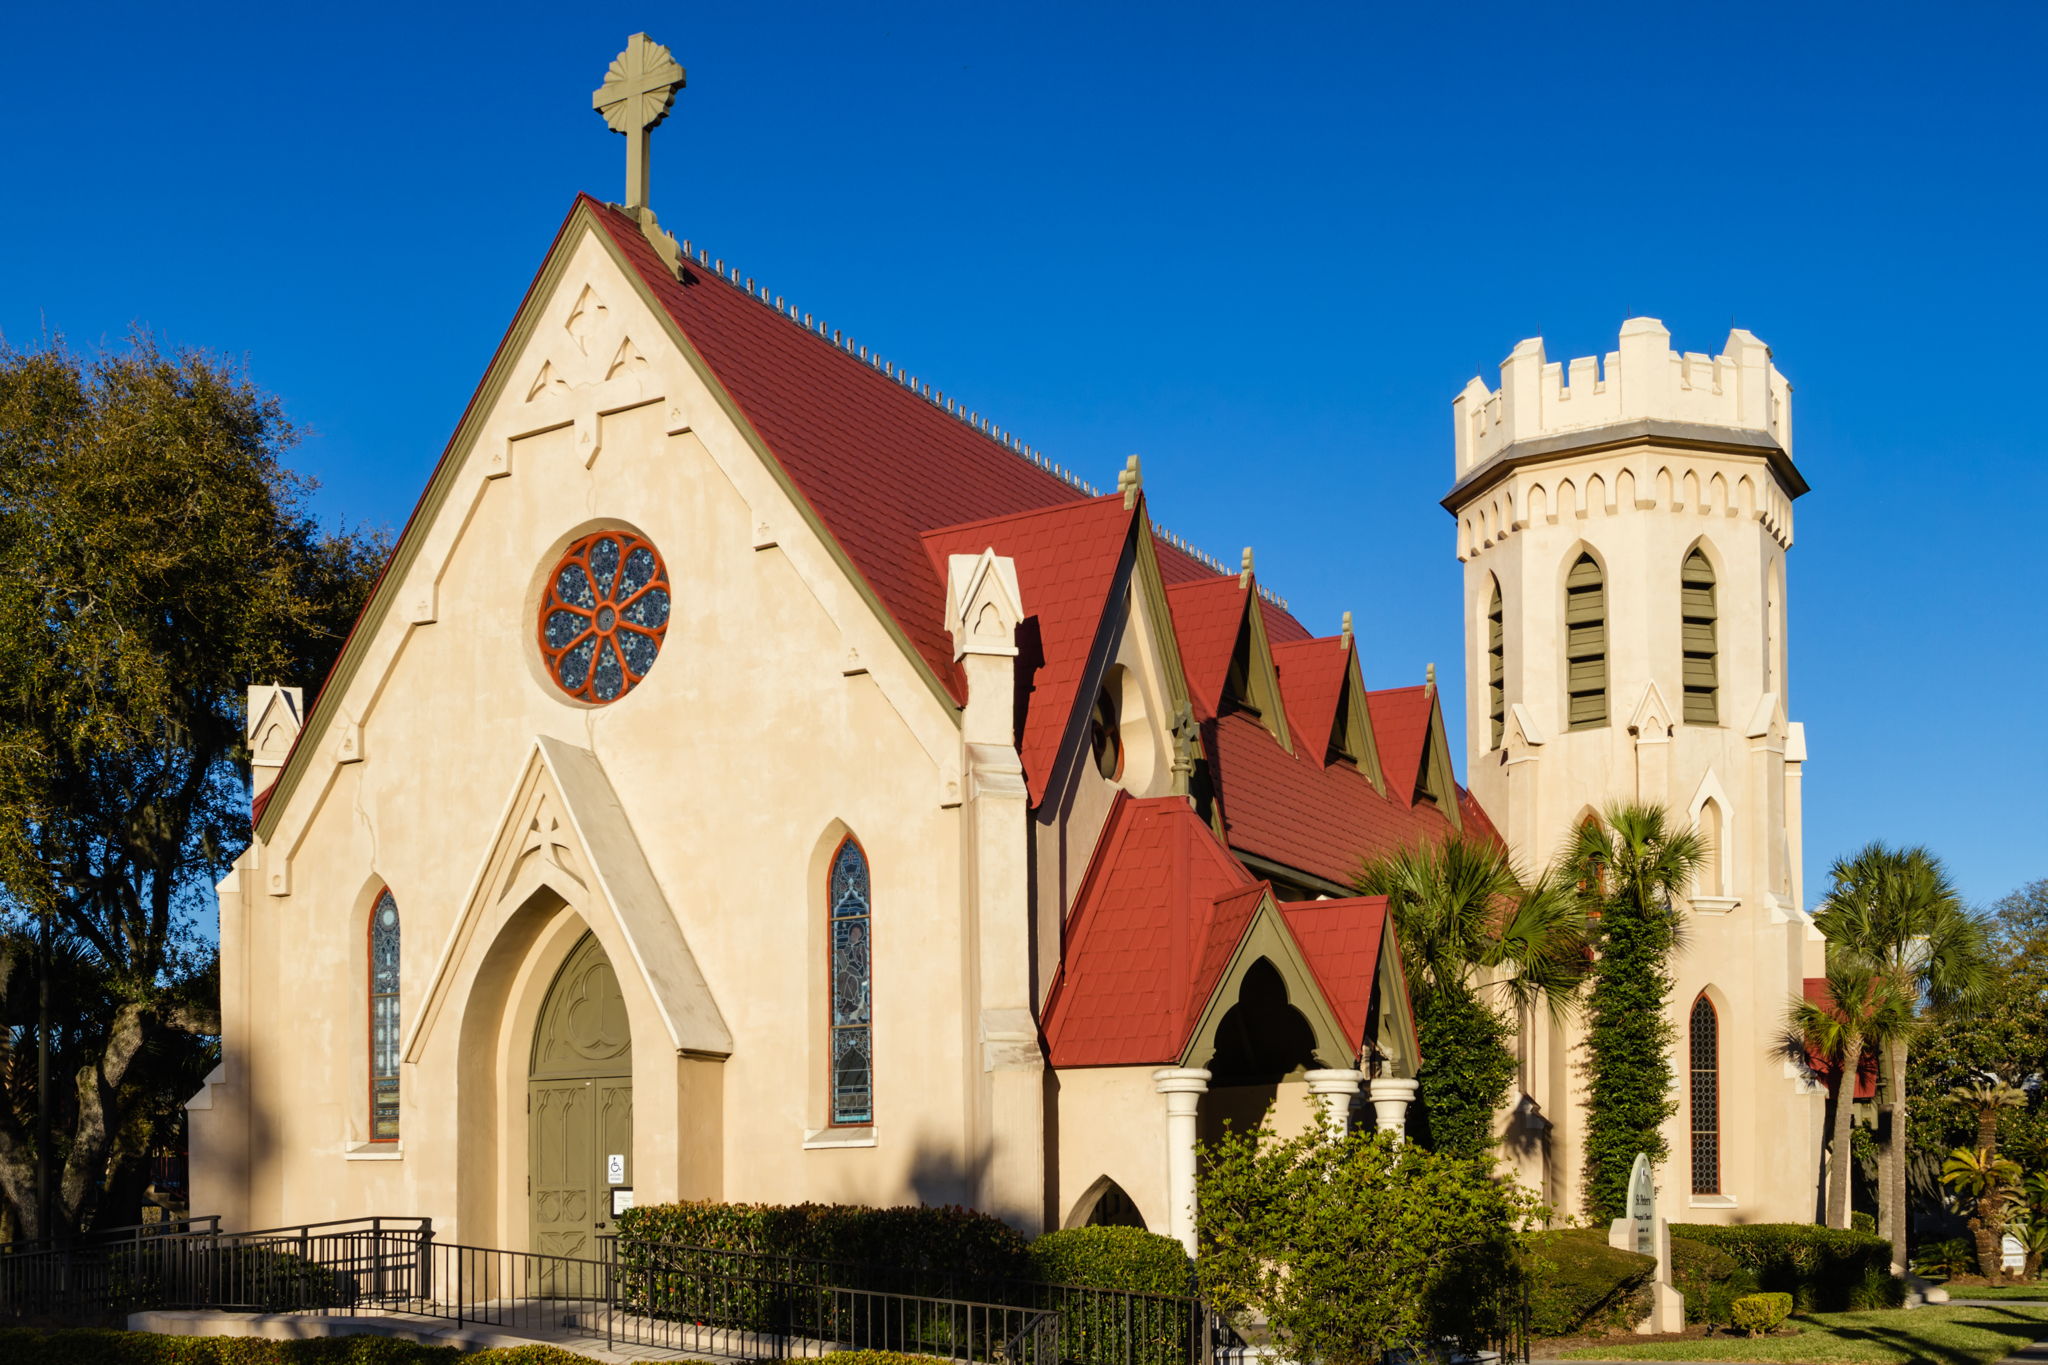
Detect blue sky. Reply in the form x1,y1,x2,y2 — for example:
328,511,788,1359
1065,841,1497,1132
2,3,2040,908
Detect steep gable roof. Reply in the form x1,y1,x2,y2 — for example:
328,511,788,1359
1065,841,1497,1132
1272,637,1351,758
586,199,1096,703
922,497,1136,803
1043,792,1403,1069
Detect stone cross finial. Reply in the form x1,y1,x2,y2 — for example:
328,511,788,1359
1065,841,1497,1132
592,34,686,211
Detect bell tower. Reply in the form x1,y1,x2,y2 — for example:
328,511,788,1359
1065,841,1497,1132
1446,317,1825,1223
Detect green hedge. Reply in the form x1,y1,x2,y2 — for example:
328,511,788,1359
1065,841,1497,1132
1526,1229,1653,1337
1028,1227,1192,1296
614,1200,1031,1288
1730,1292,1794,1335
0,1332,603,1365
1670,1224,1901,1312
1669,1235,1760,1325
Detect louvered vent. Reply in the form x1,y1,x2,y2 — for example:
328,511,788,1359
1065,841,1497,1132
1564,554,1607,730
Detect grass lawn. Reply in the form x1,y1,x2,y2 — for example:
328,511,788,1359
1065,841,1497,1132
1943,1284,2048,1301
1546,1302,2048,1363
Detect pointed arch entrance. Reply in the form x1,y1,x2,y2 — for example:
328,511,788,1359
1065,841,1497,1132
529,931,634,1259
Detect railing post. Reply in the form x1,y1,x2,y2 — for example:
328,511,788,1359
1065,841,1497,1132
417,1219,434,1305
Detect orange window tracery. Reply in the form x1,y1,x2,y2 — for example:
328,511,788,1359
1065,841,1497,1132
538,530,672,703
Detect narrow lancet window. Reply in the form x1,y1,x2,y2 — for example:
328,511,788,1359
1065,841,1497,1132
1487,578,1505,749
1564,554,1608,730
1690,994,1720,1194
369,890,401,1142
829,840,874,1125
1682,549,1719,724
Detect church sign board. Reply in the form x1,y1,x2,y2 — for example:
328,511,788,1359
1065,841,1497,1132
1627,1152,1656,1256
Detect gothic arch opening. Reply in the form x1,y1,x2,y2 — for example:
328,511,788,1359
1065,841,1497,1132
1068,1175,1148,1230
1198,958,1326,1148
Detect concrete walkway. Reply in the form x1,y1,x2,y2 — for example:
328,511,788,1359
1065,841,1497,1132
130,1307,748,1362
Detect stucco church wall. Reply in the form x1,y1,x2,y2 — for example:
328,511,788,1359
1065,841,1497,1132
208,231,988,1244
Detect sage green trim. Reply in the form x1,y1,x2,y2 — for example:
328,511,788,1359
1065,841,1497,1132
1179,901,1355,1072
1375,945,1421,1076
256,210,589,842
1233,851,1352,900
1237,594,1294,754
1414,691,1463,832
255,204,966,842
1334,647,1386,794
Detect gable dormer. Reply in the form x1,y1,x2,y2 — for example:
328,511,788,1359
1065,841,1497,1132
1272,631,1385,792
1166,574,1292,753
1411,683,1463,830
1325,652,1386,792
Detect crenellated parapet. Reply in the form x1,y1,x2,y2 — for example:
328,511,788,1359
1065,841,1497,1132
1451,318,1793,482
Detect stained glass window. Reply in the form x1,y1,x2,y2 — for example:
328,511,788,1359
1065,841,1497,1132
369,890,401,1142
538,530,672,703
1690,993,1720,1195
829,839,873,1126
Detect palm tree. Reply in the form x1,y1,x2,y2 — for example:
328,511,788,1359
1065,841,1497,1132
1814,843,1992,1272
1567,803,1707,1220
1355,833,1588,1156
1787,955,1910,1228
1941,1145,2023,1281
1355,833,1588,1007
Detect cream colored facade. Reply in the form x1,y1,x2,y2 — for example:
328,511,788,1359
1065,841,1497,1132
1448,319,1827,1224
187,206,1415,1255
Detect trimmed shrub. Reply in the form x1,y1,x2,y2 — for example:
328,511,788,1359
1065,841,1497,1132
1729,1292,1794,1335
615,1200,1030,1288
1851,1211,1877,1235
1526,1229,1653,1337
1671,1223,1900,1312
808,1356,948,1365
1669,1235,1759,1326
1028,1226,1192,1295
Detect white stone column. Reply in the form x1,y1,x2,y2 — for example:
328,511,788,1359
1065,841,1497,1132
1302,1068,1363,1137
1369,1077,1419,1137
1153,1067,1211,1255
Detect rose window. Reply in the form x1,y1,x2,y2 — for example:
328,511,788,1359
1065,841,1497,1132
538,530,671,703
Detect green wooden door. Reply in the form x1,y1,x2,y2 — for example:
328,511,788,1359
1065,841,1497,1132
529,933,633,1274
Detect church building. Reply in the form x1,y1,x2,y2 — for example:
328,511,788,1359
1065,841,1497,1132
189,36,1825,1254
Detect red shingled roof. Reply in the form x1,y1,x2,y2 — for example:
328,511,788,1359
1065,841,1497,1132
1042,792,1399,1068
587,198,1096,702
1164,577,1251,721
1272,636,1352,761
1042,794,1252,1066
1281,897,1392,1049
1800,977,1880,1100
922,497,1136,803
1369,686,1432,801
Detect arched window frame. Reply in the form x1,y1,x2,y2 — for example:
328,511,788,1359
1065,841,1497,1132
1681,546,1719,725
827,837,874,1127
1486,576,1505,749
1689,993,1720,1195
368,888,401,1143
1563,551,1608,731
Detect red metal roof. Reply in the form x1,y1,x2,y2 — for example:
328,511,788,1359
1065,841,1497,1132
1041,794,1253,1066
1281,896,1392,1050
922,497,1136,804
1368,686,1431,801
1271,636,1352,762
1164,577,1250,721
587,198,1094,702
1042,792,1397,1068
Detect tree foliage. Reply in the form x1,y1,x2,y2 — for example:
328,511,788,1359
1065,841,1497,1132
1786,953,1911,1229
1814,843,1991,1270
0,336,384,1236
1196,1123,1537,1365
1355,833,1587,1157
1571,803,1702,1222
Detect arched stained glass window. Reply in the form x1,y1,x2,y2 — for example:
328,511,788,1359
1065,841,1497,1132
1690,993,1720,1194
369,890,401,1142
829,840,873,1126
